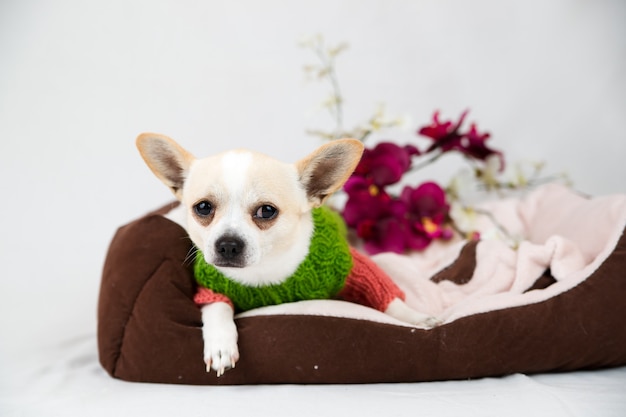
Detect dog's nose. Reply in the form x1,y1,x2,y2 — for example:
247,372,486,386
215,236,244,260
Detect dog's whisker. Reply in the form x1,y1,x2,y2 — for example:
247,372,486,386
183,246,200,266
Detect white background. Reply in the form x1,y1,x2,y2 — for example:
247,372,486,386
1,1,625,415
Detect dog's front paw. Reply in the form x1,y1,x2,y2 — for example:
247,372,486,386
417,315,442,329
201,303,240,377
203,328,239,377
385,298,441,329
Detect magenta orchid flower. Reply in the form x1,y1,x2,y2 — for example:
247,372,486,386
400,182,453,250
418,110,503,169
419,110,469,154
343,177,452,254
461,123,505,170
358,217,408,255
353,142,419,186
343,176,398,227
340,110,499,255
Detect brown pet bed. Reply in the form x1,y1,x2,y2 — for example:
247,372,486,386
98,184,626,384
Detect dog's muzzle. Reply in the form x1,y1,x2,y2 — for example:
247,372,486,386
214,235,246,267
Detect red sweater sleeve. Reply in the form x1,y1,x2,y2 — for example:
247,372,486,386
194,286,234,310
338,247,405,312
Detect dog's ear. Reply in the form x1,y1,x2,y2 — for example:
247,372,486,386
136,133,195,199
296,138,364,206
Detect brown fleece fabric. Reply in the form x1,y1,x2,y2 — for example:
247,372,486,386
98,205,626,385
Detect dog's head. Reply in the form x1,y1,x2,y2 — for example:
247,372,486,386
136,133,364,285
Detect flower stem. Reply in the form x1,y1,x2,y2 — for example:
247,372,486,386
474,173,568,193
410,150,444,172
312,44,344,139
472,207,518,249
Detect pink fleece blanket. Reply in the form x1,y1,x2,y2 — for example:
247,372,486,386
373,183,626,323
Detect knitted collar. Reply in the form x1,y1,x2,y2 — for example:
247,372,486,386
194,206,353,312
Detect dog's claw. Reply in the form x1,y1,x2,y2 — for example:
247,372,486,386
424,316,442,328
205,353,238,377
201,303,239,377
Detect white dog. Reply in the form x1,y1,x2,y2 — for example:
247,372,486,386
136,133,437,377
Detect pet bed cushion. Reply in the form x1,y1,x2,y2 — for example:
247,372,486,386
97,184,626,384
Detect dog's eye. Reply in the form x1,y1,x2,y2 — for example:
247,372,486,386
194,201,214,217
254,204,278,220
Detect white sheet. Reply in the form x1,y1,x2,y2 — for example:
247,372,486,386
2,322,626,417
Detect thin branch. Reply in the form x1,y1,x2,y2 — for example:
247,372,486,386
312,43,343,139
409,150,444,172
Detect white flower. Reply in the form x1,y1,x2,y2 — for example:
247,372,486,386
327,42,349,57
297,33,323,49
449,202,478,235
482,154,502,187
447,169,475,202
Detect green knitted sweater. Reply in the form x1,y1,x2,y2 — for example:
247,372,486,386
194,206,353,312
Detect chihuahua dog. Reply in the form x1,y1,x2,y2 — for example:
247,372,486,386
136,133,437,376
